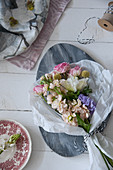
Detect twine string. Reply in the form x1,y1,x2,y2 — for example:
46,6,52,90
77,3,113,44
84,118,107,142
105,4,113,14
77,17,100,45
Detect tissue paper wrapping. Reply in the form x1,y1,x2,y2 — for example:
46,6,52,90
30,60,113,136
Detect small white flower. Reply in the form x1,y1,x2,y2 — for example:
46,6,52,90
43,91,47,96
40,76,45,81
62,111,78,126
62,99,68,108
43,84,49,90
49,83,55,89
86,113,89,118
72,99,77,105
43,84,49,96
45,73,50,80
76,78,89,90
57,104,64,113
82,104,88,110
57,95,62,101
50,91,57,96
60,86,68,94
51,99,59,109
60,76,88,92
77,99,82,107
72,113,76,117
60,78,76,91
47,94,53,104
53,80,60,87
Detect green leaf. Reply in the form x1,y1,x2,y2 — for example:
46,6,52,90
62,86,92,101
8,134,21,144
41,95,47,103
96,145,110,170
40,76,50,85
96,145,113,169
76,90,80,96
40,79,49,85
81,86,92,95
0,134,21,155
75,113,91,133
104,154,113,167
0,149,3,154
64,90,80,101
54,86,62,95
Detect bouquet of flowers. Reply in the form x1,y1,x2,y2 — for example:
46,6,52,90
30,60,113,170
33,62,96,132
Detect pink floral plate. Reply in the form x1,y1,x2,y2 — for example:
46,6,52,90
0,119,32,170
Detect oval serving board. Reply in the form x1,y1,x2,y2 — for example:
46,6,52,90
36,43,110,157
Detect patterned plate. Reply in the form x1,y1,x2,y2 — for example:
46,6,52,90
0,120,32,169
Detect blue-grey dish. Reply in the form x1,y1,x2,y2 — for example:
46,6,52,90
36,43,111,157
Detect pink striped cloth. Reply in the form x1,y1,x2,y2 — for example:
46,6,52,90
7,0,71,70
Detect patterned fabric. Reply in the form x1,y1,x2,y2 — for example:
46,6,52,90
0,0,50,60
7,0,71,70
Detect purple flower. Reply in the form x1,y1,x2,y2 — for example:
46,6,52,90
78,94,96,115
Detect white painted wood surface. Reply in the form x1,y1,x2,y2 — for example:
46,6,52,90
0,0,113,169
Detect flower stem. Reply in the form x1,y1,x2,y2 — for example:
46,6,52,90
54,86,62,95
0,150,3,154
96,145,110,170
41,95,47,103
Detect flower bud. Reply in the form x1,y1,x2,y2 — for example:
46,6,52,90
81,70,90,78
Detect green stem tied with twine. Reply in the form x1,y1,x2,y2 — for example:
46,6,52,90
76,114,113,170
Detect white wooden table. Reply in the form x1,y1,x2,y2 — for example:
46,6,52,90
0,0,113,169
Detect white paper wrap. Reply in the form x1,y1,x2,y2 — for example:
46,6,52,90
30,60,113,170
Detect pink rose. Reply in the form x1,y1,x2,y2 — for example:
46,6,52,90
69,65,81,76
54,62,70,73
33,85,44,95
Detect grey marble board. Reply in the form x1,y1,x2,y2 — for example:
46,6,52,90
36,43,110,157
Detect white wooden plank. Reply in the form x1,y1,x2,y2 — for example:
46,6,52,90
24,151,89,170
0,59,38,74
50,8,113,43
68,0,110,9
0,73,35,110
0,111,33,126
40,40,113,72
0,111,51,151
